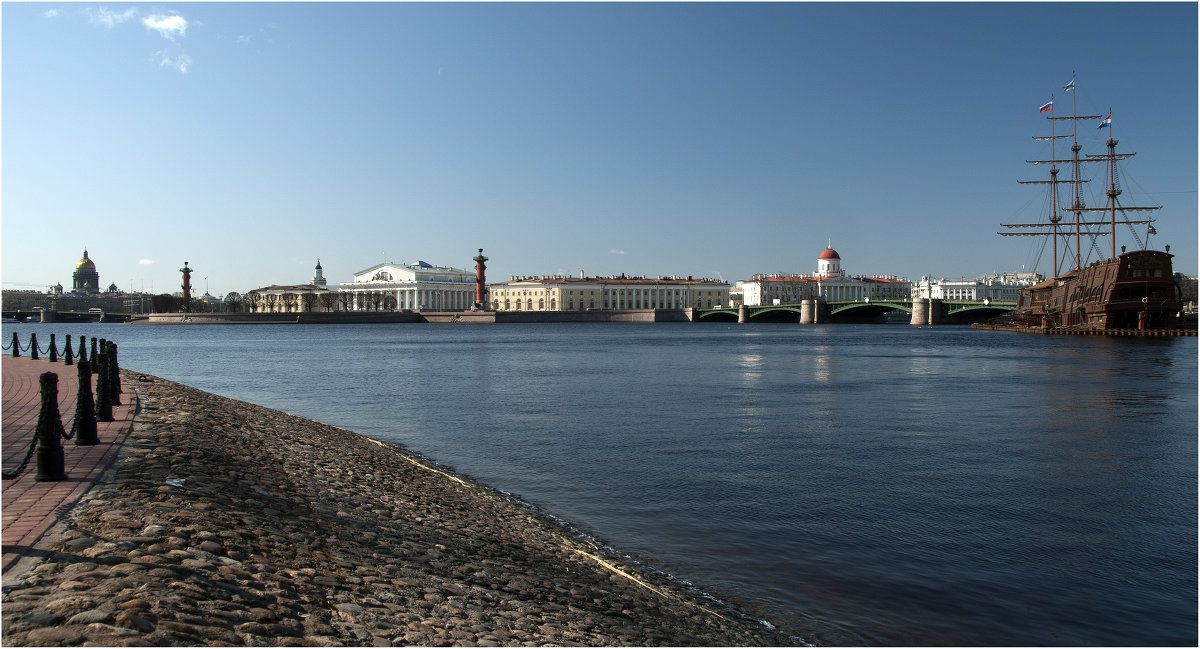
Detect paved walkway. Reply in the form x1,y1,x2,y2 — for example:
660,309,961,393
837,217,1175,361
1,351,137,580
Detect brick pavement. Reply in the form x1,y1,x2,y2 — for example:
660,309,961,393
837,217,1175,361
1,349,137,581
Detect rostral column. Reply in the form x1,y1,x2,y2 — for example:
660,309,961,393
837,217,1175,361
473,249,488,310
180,261,193,313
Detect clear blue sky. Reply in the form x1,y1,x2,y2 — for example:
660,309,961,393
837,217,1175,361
3,2,1196,297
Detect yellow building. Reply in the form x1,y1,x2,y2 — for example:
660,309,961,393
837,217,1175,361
488,274,730,312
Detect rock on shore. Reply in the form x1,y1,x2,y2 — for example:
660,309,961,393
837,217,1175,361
2,372,790,646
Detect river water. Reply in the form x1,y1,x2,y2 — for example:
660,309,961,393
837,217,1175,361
4,322,1195,645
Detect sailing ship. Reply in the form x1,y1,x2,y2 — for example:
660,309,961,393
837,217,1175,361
997,74,1184,332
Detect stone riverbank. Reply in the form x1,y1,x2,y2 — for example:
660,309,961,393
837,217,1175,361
1,371,793,646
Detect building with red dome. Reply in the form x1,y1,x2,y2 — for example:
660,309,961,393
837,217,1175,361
740,246,909,306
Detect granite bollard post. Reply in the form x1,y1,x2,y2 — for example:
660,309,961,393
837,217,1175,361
29,333,39,360
48,333,59,362
64,334,74,366
78,337,88,365
73,359,99,446
34,372,68,482
90,337,98,365
11,331,21,358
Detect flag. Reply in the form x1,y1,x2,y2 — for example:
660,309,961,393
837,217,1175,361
1039,100,1053,113
1097,114,1111,129
1148,225,1157,235
1064,77,1075,92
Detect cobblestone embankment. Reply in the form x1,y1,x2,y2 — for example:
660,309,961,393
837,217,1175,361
2,372,790,646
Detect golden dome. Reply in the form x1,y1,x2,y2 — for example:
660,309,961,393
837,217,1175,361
75,250,95,270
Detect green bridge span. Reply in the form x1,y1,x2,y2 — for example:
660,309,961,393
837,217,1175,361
695,298,1017,323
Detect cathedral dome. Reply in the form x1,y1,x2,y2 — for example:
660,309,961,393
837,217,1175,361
818,247,841,261
76,250,96,270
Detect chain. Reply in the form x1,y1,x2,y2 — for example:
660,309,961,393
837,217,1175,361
1,436,39,480
61,416,78,441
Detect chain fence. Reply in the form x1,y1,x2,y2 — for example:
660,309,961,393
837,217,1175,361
1,333,118,480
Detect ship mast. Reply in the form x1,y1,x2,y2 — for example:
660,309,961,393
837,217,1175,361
1080,110,1161,258
1002,73,1100,276
1062,72,1101,270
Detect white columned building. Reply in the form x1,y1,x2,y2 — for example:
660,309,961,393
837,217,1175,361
338,260,476,312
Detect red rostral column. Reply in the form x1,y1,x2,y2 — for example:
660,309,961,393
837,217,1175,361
180,261,193,313
473,248,488,308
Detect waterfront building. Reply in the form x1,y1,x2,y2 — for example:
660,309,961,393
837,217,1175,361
741,247,909,305
487,273,730,311
337,260,476,312
911,273,1040,302
246,284,333,312
248,261,338,312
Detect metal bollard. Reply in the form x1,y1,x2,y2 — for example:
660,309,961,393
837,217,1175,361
73,360,99,446
64,334,74,366
11,331,20,358
90,337,98,365
95,349,113,422
108,342,122,405
48,334,59,363
78,337,88,365
29,334,39,360
34,372,68,482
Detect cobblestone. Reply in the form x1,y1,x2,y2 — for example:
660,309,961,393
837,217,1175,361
3,373,788,646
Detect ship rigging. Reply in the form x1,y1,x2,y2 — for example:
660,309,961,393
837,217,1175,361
1001,72,1159,277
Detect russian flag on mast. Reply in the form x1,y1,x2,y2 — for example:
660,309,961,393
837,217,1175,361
1097,114,1112,129
1039,100,1053,113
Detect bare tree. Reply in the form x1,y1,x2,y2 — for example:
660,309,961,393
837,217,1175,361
320,291,338,312
339,292,354,312
382,294,397,311
301,292,318,313
224,292,243,313
369,292,383,311
264,294,279,313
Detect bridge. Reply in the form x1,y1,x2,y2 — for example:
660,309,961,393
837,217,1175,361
695,298,1017,324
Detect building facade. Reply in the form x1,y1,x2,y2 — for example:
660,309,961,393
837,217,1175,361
488,274,730,312
910,273,1040,301
337,260,476,312
741,247,909,305
247,261,336,312
246,284,333,312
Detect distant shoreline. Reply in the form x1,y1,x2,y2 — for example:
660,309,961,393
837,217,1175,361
129,309,697,325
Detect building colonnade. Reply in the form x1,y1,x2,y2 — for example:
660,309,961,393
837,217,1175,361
345,283,477,312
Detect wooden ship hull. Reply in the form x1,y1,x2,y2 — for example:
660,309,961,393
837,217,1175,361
1015,249,1183,331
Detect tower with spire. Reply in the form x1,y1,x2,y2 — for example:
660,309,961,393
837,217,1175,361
312,260,327,288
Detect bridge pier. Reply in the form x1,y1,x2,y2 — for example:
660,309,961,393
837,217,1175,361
738,304,747,324
39,310,57,323
799,299,824,324
910,299,943,325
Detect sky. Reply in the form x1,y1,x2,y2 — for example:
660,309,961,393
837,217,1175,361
3,2,1197,298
